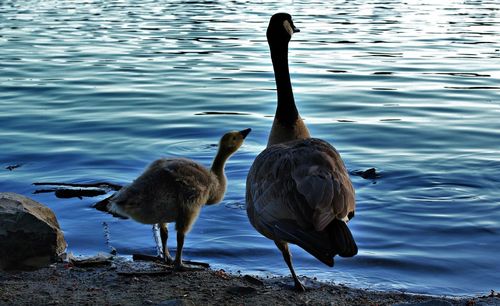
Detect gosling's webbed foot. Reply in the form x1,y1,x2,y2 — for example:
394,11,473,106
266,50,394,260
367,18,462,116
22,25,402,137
163,254,174,265
132,253,174,266
174,261,207,272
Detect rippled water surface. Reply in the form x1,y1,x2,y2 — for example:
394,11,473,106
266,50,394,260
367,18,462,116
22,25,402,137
1,0,499,296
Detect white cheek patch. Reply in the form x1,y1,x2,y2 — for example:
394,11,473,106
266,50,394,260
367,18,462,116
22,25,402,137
283,20,294,36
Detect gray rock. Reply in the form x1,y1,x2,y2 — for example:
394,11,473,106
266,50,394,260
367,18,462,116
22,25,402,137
0,192,67,270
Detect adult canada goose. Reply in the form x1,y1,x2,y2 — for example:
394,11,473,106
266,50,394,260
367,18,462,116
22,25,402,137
246,13,357,291
96,128,251,270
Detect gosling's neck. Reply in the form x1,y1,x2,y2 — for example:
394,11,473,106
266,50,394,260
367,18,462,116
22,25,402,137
207,149,230,204
267,42,310,147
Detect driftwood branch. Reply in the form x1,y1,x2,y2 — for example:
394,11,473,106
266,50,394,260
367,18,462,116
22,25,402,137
33,181,122,191
34,188,107,199
32,181,122,201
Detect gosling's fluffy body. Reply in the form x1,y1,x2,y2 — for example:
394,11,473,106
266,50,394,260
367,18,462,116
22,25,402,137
108,158,217,231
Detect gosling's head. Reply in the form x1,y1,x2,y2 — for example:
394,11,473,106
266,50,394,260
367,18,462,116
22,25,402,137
267,13,300,46
218,128,251,155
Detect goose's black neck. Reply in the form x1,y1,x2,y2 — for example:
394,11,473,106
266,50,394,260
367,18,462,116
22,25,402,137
270,42,299,127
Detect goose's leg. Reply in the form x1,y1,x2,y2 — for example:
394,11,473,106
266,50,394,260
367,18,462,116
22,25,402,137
159,223,174,264
275,240,306,292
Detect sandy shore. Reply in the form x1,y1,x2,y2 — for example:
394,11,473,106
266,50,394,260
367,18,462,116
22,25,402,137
0,257,498,306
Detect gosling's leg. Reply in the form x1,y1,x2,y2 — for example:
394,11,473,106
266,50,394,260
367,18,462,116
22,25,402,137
132,224,167,262
173,230,187,271
159,223,174,264
172,232,207,271
275,240,306,292
173,210,208,271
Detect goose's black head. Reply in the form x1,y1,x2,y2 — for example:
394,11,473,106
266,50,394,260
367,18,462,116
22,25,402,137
267,13,299,47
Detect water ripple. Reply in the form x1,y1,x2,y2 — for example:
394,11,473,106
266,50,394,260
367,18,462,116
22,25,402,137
1,0,499,296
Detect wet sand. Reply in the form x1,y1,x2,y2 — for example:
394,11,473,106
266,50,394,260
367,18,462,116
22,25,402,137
0,258,498,306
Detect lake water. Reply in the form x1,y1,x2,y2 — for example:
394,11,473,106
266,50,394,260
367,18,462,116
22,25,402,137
1,0,499,296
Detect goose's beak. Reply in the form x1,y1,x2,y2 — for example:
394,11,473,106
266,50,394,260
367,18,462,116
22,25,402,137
239,128,252,139
293,26,300,33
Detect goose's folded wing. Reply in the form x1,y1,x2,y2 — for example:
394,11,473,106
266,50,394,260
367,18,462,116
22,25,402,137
246,139,357,262
291,146,355,230
247,138,355,231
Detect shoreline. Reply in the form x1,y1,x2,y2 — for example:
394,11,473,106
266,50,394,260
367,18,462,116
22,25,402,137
0,257,498,306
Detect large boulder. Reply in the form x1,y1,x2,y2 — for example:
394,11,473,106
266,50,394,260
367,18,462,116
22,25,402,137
0,192,67,270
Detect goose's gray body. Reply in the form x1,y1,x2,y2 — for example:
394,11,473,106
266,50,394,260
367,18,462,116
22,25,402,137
245,13,357,291
246,138,356,266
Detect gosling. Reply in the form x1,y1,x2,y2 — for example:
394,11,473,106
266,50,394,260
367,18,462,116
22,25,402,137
96,128,251,270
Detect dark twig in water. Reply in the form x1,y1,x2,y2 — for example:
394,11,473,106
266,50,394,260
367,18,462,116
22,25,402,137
5,164,23,171
34,188,107,199
351,168,381,180
33,181,122,191
32,181,123,201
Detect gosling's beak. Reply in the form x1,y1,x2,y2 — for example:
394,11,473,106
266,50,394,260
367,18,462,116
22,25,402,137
239,128,252,139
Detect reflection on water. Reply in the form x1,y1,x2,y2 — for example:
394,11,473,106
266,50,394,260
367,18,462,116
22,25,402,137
1,0,499,296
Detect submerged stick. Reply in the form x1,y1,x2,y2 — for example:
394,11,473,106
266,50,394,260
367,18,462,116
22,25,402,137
33,181,122,201
33,181,122,191
34,188,107,199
